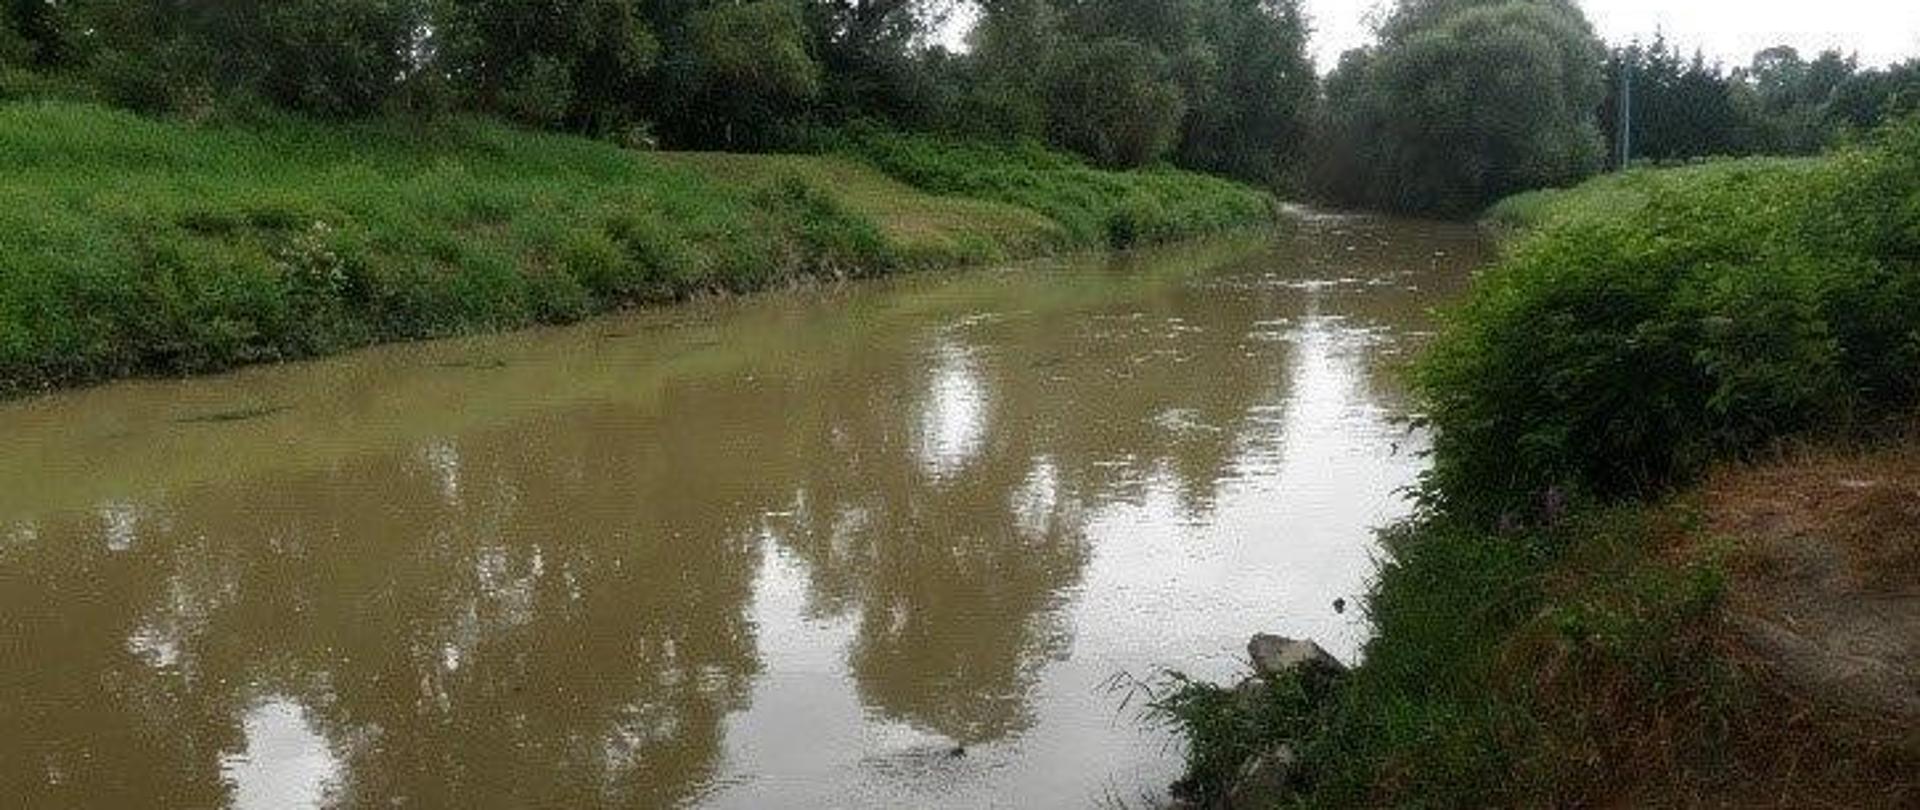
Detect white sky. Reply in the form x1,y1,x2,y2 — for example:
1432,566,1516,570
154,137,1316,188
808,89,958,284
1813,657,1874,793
1303,0,1920,71
939,2,1920,72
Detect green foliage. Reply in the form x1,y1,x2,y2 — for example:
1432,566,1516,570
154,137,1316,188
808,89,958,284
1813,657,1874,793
0,101,841,390
1154,504,1743,806
803,0,941,125
1599,39,1920,167
4,0,70,66
1741,46,1859,154
75,0,426,117
1315,0,1607,215
441,0,660,131
951,0,1061,140
1160,121,1920,809
956,0,1314,179
1424,122,1920,516
0,8,27,68
1602,37,1755,164
1143,672,1323,805
0,0,1315,181
0,100,1274,393
682,0,821,149
837,127,1276,248
1045,38,1185,168
1301,509,1736,806
1176,0,1318,186
1828,60,1920,133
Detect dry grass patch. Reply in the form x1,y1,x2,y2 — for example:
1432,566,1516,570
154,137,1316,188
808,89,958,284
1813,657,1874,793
658,152,1066,261
1703,444,1920,725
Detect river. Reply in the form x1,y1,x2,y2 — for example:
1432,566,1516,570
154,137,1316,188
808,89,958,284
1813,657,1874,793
0,212,1486,808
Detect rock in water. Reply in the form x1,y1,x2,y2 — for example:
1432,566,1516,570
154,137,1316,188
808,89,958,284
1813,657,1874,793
1248,634,1347,680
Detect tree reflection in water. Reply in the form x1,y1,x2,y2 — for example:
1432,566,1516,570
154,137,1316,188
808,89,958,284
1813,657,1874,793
0,223,1485,808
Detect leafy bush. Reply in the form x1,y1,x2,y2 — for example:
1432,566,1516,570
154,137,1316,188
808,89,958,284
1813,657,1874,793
1419,120,1920,515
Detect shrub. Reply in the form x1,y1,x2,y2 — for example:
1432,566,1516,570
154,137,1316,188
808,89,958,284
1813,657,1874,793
1418,120,1920,515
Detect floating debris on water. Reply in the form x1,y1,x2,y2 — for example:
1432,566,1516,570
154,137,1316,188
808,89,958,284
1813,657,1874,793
173,405,290,424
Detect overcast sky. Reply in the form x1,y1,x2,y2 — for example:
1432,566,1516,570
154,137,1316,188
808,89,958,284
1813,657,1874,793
1303,0,1920,71
939,2,1920,72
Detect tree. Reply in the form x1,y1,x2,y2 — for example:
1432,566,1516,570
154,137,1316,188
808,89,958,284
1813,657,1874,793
1045,37,1185,168
803,0,946,126
4,0,71,67
254,0,426,116
1739,46,1859,153
681,0,822,149
1602,37,1754,164
1314,0,1607,214
1828,60,1920,133
0,7,27,68
961,0,1313,181
958,0,1063,140
1176,0,1316,185
77,0,427,117
441,0,660,131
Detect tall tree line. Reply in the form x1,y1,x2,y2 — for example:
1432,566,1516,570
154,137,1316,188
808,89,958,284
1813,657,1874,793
1305,0,1920,214
1309,0,1609,214
1603,39,1920,165
6,0,1916,213
0,0,1319,184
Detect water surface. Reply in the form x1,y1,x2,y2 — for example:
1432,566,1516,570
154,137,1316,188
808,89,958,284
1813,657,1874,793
0,213,1485,808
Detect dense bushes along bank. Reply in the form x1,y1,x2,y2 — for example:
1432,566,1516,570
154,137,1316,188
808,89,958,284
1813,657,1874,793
0,100,1274,395
1155,120,1920,806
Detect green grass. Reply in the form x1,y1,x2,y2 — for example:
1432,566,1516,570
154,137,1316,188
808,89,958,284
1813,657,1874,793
831,127,1278,248
1481,156,1824,232
0,100,1274,394
661,151,1068,264
1295,508,1734,807
1152,501,1766,807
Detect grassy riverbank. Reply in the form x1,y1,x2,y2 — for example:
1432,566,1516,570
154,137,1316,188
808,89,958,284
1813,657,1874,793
0,100,1274,394
1158,121,1920,807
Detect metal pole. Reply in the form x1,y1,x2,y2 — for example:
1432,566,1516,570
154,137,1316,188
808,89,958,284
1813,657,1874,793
1618,57,1633,170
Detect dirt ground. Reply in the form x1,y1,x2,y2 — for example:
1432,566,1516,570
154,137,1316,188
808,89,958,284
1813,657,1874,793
1663,442,1920,807
1704,444,1920,728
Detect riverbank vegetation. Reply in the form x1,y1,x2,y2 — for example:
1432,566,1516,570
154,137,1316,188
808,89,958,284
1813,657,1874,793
1305,0,1920,215
1155,119,1920,807
0,0,1318,186
0,99,1272,394
1307,0,1608,215
1600,38,1920,164
1,0,1315,393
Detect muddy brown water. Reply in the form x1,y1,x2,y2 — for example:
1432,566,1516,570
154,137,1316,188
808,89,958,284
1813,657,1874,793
0,212,1486,809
